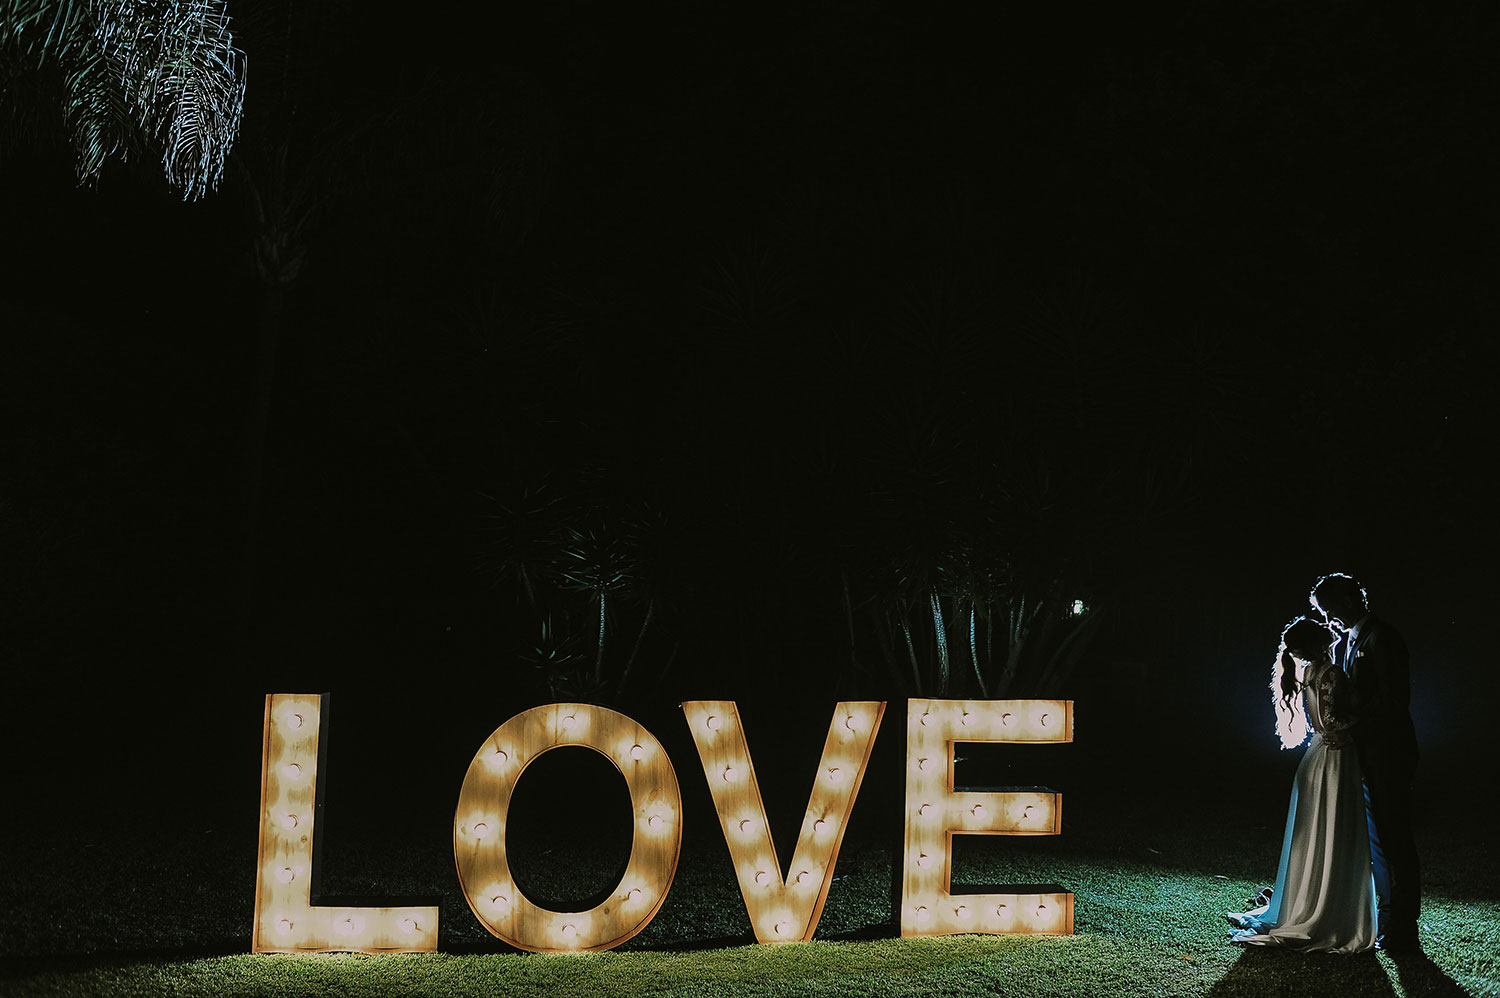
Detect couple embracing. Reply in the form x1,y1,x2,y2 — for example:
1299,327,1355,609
1227,573,1422,955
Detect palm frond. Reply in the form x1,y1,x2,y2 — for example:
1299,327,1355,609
58,41,131,180
2,0,246,198
102,0,247,198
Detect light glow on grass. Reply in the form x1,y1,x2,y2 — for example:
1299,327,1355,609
6,846,1495,997
12,921,1491,998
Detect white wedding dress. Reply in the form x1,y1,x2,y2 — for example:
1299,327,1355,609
1229,657,1377,953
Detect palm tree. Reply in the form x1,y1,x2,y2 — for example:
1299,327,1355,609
1,0,246,199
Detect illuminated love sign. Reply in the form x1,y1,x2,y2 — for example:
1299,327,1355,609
454,703,683,952
252,694,439,953
683,700,886,943
252,693,1073,954
902,700,1074,935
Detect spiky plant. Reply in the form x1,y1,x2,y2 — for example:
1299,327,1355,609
2,0,247,198
553,524,637,690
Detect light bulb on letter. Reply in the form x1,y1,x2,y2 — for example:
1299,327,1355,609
472,821,491,839
722,765,737,782
916,905,931,924
280,813,299,830
561,714,576,730
280,762,302,781
400,917,418,934
276,918,294,936
706,715,720,731
647,814,662,830
630,744,644,760
971,804,985,819
276,866,295,884
561,923,577,939
755,870,770,886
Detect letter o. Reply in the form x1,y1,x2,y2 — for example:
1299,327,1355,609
454,703,682,952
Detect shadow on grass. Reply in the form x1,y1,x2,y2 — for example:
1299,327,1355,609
1207,948,1395,998
1206,946,1465,998
0,939,245,982
438,933,766,956
442,920,901,956
1386,951,1469,997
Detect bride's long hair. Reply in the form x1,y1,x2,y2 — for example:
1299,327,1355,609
1271,616,1335,749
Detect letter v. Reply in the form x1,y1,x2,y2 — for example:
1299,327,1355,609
682,700,886,943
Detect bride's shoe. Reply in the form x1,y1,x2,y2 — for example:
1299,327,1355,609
1237,886,1274,910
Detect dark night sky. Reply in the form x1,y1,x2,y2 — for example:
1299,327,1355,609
2,3,1497,832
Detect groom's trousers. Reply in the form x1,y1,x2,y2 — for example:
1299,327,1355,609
1363,756,1421,943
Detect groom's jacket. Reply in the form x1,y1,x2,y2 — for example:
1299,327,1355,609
1345,615,1419,769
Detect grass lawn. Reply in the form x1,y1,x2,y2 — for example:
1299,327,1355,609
2,778,1494,998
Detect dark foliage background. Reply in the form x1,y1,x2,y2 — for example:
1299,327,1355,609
2,2,1495,918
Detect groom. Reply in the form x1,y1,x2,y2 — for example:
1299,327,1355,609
1310,573,1422,953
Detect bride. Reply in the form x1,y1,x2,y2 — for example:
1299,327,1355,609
1227,616,1376,953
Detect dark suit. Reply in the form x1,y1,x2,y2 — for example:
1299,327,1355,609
1343,615,1421,945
